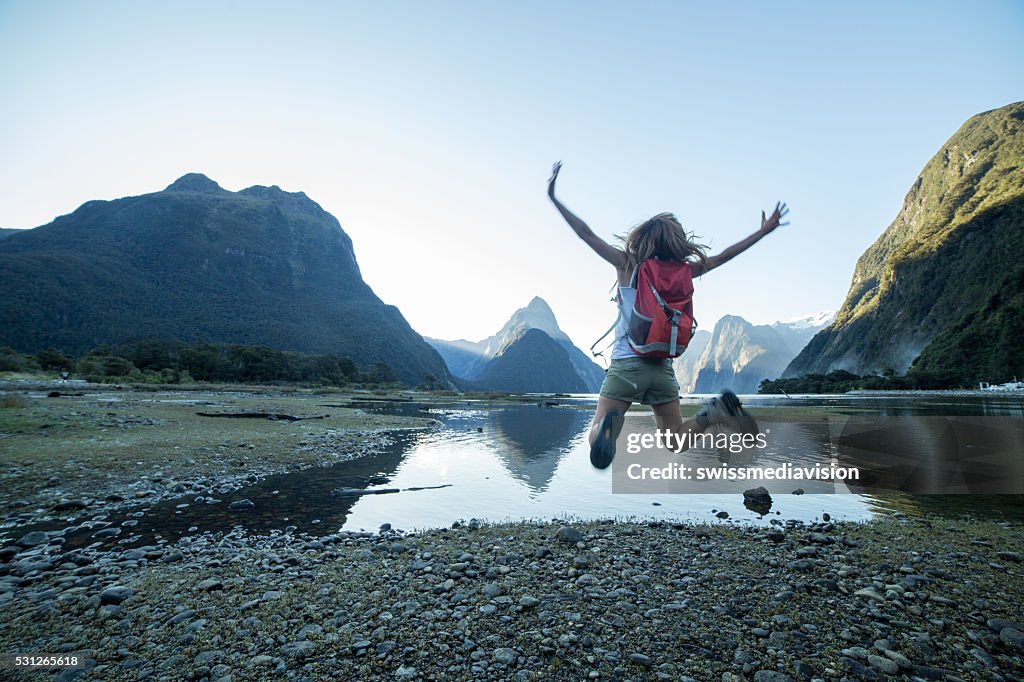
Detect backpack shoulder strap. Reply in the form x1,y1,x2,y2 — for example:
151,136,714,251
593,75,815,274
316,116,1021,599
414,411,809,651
589,308,621,360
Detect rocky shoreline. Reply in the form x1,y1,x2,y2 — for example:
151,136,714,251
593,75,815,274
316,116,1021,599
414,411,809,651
1,516,1022,681
0,385,436,527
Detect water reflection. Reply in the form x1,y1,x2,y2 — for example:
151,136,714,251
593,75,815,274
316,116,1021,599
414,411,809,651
4,397,1024,549
487,406,591,492
833,416,1024,494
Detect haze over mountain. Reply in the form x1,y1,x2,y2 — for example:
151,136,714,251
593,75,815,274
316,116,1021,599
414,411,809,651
0,173,451,386
786,102,1024,379
427,297,604,393
676,313,833,394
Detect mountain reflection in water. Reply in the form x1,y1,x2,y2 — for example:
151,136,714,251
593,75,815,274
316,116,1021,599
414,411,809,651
4,397,1023,551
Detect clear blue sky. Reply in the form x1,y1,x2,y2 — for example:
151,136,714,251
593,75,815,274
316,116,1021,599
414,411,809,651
1,1,1022,350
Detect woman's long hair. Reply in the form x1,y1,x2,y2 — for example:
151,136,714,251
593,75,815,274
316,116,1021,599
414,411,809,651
619,212,710,273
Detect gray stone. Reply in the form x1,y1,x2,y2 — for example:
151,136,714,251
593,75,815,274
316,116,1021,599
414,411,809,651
228,499,254,510
99,585,134,605
166,609,196,625
53,499,88,511
555,526,584,545
753,672,794,682
281,641,315,658
867,654,899,674
197,578,223,592
1000,627,1024,652
194,650,223,666
493,648,517,665
96,604,123,620
184,619,207,633
629,653,653,667
854,587,886,602
883,650,912,669
841,646,870,661
16,531,50,548
519,596,540,608
743,486,772,506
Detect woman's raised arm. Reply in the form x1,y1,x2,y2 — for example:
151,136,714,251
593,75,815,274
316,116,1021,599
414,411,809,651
548,162,626,269
694,202,789,276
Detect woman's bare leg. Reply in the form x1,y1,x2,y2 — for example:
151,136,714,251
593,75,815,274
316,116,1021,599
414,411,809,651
589,396,631,446
651,401,708,453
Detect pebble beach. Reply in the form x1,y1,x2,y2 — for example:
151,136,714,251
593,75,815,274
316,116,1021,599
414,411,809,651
2,515,1022,681
1,386,1023,681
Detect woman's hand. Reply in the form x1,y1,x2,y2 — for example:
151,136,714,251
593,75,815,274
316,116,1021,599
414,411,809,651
547,161,563,200
760,201,789,233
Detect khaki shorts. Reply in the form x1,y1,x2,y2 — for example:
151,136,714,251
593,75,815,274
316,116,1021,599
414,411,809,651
599,357,679,405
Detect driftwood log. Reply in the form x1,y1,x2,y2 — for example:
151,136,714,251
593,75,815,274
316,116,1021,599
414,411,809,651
195,412,327,421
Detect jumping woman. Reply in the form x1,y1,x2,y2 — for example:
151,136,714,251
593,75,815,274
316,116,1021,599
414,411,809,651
547,161,788,468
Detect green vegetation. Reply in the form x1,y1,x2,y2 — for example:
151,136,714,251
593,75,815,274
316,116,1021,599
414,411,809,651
0,174,451,386
1,392,28,408
759,368,963,394
0,339,410,388
787,102,1024,377
909,267,1024,385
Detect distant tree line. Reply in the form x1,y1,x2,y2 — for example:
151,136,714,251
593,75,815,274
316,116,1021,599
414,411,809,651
0,340,404,387
758,368,966,394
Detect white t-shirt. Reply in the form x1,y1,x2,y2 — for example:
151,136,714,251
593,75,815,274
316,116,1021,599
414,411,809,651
611,286,638,360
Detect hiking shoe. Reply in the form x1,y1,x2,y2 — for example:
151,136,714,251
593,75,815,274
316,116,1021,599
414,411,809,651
590,409,623,469
696,390,758,435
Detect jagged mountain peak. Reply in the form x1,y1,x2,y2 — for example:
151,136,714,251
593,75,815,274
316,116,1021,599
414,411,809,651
164,173,224,194
676,312,833,395
493,297,568,349
426,296,605,392
238,184,310,201
239,184,328,219
774,311,836,330
525,296,554,314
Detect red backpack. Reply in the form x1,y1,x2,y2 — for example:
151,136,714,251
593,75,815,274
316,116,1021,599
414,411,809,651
626,259,696,358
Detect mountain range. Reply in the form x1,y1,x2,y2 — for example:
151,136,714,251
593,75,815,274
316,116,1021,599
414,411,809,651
786,101,1024,380
675,313,833,394
0,173,451,386
427,297,604,393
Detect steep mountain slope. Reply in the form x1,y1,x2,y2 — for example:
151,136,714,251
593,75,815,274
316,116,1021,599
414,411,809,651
786,101,1024,376
473,328,589,393
423,338,489,379
673,330,711,393
675,314,832,394
689,316,803,394
909,268,1024,384
0,173,451,385
428,297,604,392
